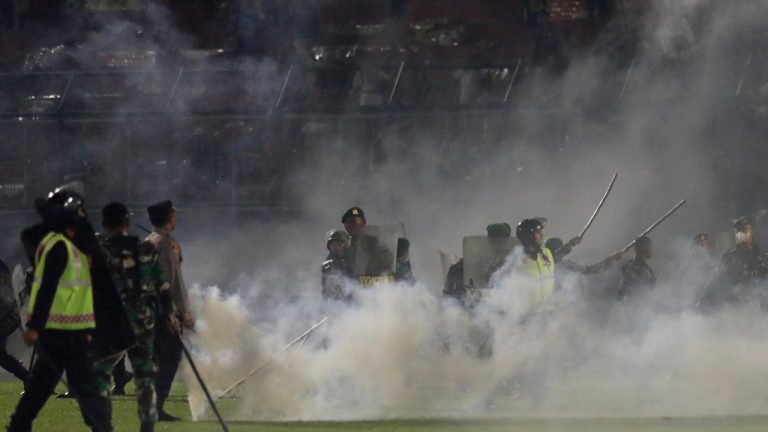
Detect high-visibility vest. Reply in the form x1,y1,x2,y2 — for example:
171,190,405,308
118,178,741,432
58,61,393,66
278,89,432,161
29,232,95,330
527,247,556,306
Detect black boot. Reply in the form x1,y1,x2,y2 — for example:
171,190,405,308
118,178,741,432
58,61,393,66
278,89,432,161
140,422,154,432
157,411,181,422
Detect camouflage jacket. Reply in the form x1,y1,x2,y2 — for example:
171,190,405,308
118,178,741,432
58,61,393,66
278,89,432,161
618,258,655,300
100,233,175,331
720,244,768,285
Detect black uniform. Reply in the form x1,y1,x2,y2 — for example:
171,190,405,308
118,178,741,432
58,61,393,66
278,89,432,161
8,241,112,432
395,238,416,285
443,259,465,300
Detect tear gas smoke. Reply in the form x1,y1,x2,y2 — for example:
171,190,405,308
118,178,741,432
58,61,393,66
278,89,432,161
183,259,768,421
3,0,768,422
175,0,768,421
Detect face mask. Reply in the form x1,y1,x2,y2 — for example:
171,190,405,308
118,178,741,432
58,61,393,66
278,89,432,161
735,231,751,244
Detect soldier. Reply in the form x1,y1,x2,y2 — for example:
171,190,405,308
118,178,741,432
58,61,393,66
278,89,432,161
702,217,768,308
7,190,112,432
342,207,394,278
96,202,179,432
719,217,767,285
0,259,28,384
321,229,351,300
689,232,717,276
617,236,655,301
145,200,193,422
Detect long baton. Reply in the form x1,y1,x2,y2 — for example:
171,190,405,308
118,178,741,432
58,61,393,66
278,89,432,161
579,173,619,238
136,224,152,234
215,317,328,400
179,335,229,432
622,199,687,253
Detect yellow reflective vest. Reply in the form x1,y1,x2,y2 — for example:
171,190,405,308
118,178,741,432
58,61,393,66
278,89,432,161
29,232,95,330
526,247,556,307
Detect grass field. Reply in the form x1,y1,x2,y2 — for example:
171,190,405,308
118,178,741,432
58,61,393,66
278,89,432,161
0,380,767,431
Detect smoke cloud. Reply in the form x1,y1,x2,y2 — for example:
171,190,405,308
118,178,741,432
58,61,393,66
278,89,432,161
174,0,768,422
3,0,768,423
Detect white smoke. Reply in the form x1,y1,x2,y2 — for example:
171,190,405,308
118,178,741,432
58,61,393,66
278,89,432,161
170,0,768,422
181,260,768,421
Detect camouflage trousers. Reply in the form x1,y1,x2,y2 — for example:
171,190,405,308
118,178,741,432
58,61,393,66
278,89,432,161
95,328,158,424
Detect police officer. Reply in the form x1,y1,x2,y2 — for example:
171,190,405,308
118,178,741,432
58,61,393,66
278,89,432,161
145,200,192,422
321,229,351,300
0,259,28,383
97,202,179,432
516,218,556,307
618,236,655,301
7,190,112,432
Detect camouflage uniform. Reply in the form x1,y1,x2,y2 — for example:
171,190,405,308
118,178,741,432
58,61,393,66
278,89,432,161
618,258,655,301
95,233,174,427
702,244,768,308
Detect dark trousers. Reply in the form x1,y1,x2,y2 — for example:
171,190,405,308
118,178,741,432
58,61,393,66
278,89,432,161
0,336,29,383
153,322,182,412
7,330,112,432
112,355,132,388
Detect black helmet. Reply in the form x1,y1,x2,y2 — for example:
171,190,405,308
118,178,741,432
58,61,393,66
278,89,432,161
35,189,86,229
516,218,543,247
326,229,351,249
544,237,564,253
102,202,130,229
634,235,652,252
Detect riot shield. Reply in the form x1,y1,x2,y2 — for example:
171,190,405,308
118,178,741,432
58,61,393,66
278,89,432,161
348,224,399,286
79,220,137,360
715,230,734,254
462,235,520,290
11,264,25,307
0,271,19,336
